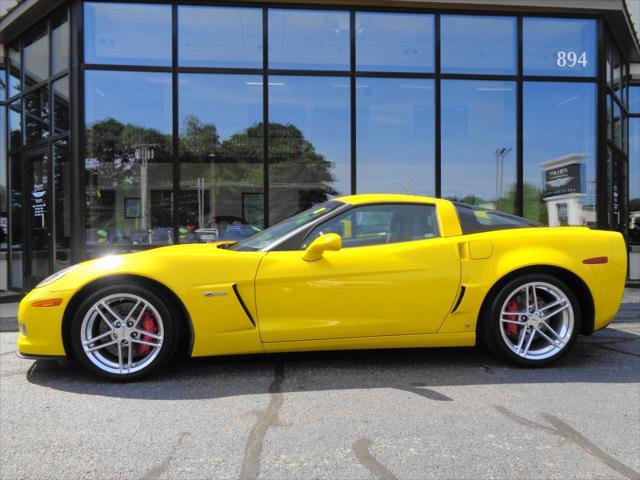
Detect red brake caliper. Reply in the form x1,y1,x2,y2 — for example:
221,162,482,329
504,299,520,338
138,310,158,356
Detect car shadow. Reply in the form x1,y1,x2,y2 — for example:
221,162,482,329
24,322,639,401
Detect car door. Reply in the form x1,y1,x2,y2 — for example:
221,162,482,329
255,203,461,343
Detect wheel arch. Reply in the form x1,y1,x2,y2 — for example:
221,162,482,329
477,265,595,340
61,274,195,360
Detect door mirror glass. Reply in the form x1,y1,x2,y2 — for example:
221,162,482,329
302,233,342,262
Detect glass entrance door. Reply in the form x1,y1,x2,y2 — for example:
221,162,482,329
24,148,53,289
609,149,628,239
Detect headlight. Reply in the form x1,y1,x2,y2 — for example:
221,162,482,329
36,265,77,288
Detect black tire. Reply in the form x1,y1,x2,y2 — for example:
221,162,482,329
69,282,177,381
480,273,581,367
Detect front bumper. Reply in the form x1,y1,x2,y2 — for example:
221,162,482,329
16,287,76,357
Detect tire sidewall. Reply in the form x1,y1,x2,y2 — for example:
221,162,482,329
69,283,176,381
486,273,581,367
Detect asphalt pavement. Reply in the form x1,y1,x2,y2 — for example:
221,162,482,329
1,303,639,480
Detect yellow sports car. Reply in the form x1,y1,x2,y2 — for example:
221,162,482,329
17,194,627,380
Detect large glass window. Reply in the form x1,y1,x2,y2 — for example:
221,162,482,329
268,9,349,71
51,10,69,75
629,118,640,245
441,80,517,212
9,154,23,289
441,15,516,75
54,140,71,270
630,86,640,114
523,82,597,226
0,105,6,266
53,76,69,135
24,87,50,145
8,44,21,97
356,12,434,73
268,76,350,224
84,2,172,66
356,78,435,195
178,74,264,243
523,18,597,77
9,100,21,150
178,6,262,69
84,71,173,250
23,25,49,87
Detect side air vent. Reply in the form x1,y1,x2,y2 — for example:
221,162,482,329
232,284,256,327
451,286,466,313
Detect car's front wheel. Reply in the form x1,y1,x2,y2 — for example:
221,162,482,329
69,283,176,381
483,273,581,367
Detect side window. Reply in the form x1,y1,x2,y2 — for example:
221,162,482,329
300,204,439,249
455,204,540,234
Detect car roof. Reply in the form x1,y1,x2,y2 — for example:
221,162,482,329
334,193,447,206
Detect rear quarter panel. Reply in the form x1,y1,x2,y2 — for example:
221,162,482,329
438,227,627,335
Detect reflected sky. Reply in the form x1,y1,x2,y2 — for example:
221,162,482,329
441,15,516,75
178,74,262,141
85,71,172,134
84,2,171,66
356,12,434,73
357,78,434,195
441,80,516,207
630,118,639,200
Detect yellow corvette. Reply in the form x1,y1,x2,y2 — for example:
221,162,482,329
17,194,627,380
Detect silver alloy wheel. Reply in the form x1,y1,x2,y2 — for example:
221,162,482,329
499,281,574,361
80,293,164,375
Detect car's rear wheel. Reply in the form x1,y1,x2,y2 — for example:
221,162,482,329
69,283,176,381
483,273,581,367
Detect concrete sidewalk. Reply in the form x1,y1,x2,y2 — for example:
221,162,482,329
1,288,638,333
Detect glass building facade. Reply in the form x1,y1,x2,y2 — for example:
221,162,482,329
1,1,639,289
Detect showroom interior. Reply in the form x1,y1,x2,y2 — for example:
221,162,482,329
1,0,639,290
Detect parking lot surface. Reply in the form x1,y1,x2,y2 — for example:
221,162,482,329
1,304,639,480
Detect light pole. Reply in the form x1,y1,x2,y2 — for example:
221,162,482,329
495,147,512,210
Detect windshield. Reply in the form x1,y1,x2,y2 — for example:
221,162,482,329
230,201,344,251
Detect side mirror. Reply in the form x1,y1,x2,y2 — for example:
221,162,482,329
302,233,342,262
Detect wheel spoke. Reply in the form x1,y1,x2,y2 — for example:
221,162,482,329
123,300,142,324
100,301,124,325
541,322,564,342
529,284,539,310
501,318,527,325
545,303,570,319
134,329,162,341
522,329,536,356
131,338,161,348
117,342,124,374
85,339,117,352
539,298,566,312
127,343,133,372
132,306,147,329
516,327,528,353
82,330,113,346
535,327,563,349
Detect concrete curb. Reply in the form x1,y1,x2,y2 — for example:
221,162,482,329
0,317,18,333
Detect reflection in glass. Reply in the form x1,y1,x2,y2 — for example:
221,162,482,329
85,71,173,251
8,44,21,98
629,118,639,245
441,15,516,75
24,87,50,145
84,2,171,66
24,26,49,87
52,10,69,75
179,74,263,243
356,12,434,73
630,86,640,114
523,18,596,77
613,100,622,149
28,151,50,285
0,68,5,99
54,140,71,270
10,154,23,288
0,106,5,260
53,76,69,134
9,101,21,150
357,78,434,195
268,76,350,224
523,82,596,226
179,6,262,68
269,9,349,71
442,80,516,212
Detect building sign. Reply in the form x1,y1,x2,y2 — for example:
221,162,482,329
32,184,47,228
544,163,582,198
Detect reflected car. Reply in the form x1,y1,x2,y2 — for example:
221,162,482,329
17,194,627,381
